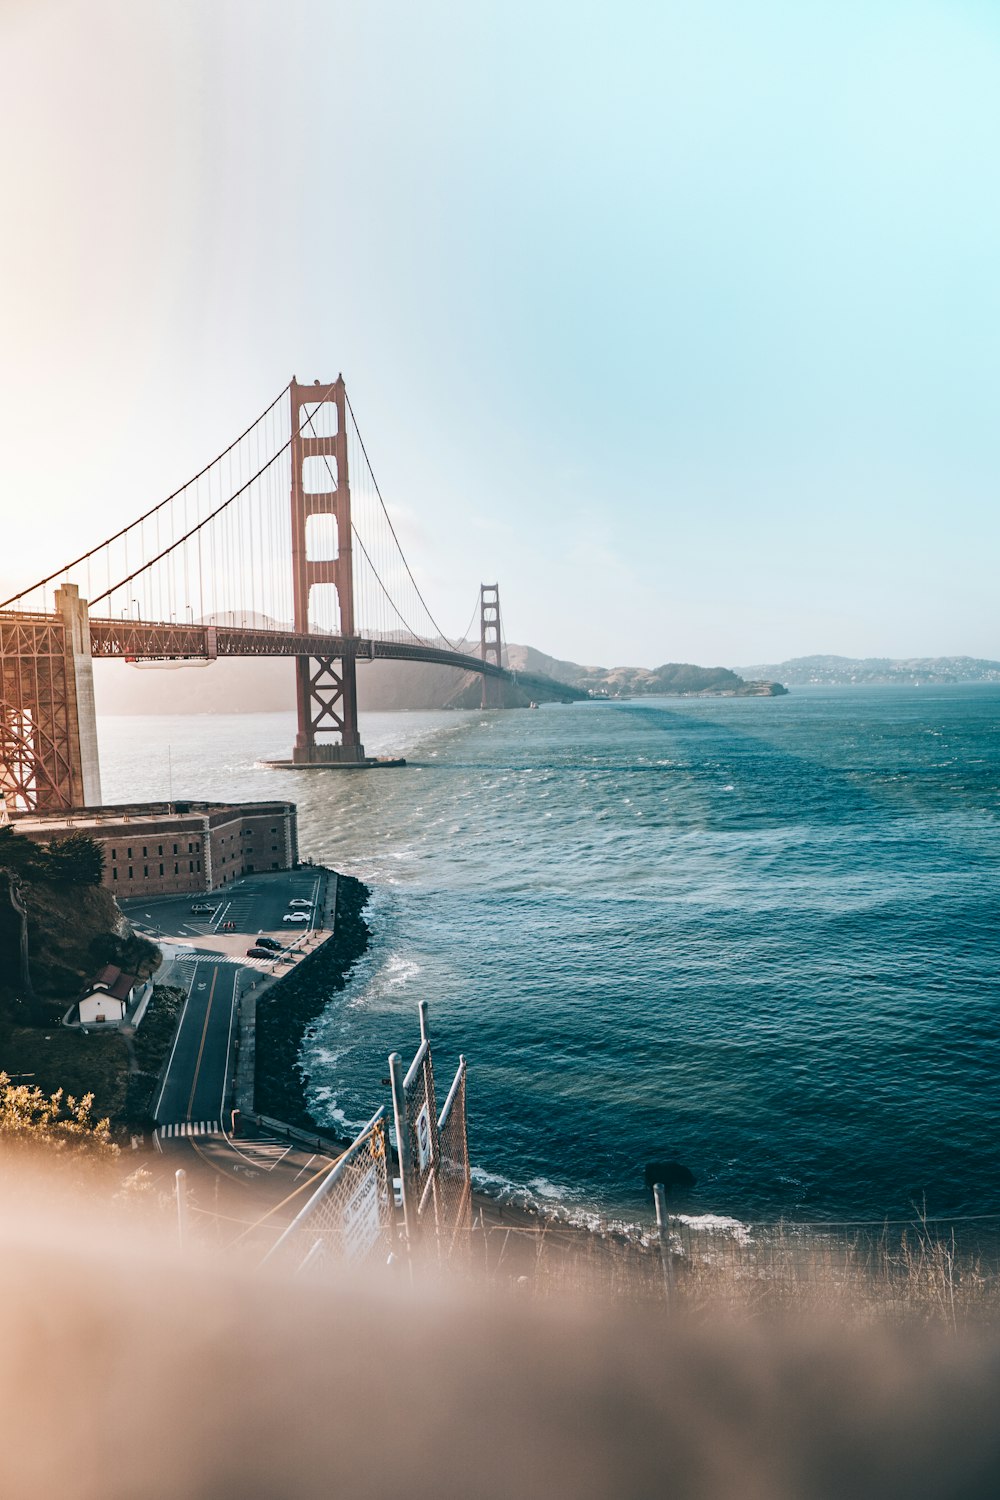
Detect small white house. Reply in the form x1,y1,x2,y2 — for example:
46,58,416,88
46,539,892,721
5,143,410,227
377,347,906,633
78,964,140,1026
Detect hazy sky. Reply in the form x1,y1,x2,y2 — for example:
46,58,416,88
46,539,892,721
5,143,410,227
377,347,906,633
1,0,998,667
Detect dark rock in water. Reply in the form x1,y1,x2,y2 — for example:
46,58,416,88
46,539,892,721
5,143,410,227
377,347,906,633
644,1160,696,1193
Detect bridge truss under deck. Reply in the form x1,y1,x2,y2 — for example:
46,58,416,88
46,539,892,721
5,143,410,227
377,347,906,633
0,607,585,813
0,588,101,813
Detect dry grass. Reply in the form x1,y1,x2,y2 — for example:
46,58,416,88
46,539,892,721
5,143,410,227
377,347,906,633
0,1019,128,1120
467,1212,1000,1328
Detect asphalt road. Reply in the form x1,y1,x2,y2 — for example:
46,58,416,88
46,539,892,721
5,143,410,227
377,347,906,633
126,869,326,1129
153,958,240,1127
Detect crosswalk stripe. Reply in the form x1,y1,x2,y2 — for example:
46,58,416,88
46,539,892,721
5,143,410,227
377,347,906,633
174,954,273,971
156,1120,222,1139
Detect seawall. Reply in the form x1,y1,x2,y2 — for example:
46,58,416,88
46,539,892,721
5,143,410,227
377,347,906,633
250,871,371,1133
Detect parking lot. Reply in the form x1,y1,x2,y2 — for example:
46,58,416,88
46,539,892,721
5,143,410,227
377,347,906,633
122,868,325,950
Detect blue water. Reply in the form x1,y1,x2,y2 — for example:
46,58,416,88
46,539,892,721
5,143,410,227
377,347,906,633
99,686,1000,1227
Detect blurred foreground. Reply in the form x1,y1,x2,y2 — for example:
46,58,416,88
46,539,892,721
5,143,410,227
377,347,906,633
1,1153,999,1500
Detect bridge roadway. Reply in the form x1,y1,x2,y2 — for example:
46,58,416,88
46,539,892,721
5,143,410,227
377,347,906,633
82,617,589,702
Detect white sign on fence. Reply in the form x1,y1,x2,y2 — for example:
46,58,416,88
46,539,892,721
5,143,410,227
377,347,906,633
341,1162,383,1262
416,1100,432,1171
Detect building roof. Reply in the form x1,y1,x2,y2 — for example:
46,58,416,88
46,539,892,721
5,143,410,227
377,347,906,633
85,964,139,1002
10,798,296,837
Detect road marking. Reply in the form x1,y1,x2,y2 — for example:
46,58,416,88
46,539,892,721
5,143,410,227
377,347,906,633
220,966,239,1122
156,1121,222,1139
175,953,272,973
186,965,219,1119
211,901,232,933
225,1138,294,1170
151,960,199,1121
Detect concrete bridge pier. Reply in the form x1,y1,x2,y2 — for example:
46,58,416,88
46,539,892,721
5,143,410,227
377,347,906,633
55,584,103,806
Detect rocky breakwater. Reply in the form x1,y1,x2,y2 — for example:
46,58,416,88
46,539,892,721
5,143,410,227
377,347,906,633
253,872,370,1133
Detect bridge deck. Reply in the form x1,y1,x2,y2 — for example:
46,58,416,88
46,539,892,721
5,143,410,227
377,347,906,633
81,619,587,700
0,611,586,702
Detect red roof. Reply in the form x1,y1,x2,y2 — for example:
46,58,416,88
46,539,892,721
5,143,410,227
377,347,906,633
86,965,139,1002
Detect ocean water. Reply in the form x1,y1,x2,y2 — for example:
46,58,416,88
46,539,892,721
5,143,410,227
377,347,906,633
98,685,1000,1228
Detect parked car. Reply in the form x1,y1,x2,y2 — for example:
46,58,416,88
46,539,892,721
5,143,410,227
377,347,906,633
246,947,275,959
191,904,214,914
254,937,284,952
288,899,312,909
283,913,309,924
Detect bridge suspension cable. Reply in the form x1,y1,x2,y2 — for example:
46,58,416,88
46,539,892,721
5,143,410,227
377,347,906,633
0,383,290,613
453,592,483,650
299,405,429,645
1,376,485,664
344,393,460,650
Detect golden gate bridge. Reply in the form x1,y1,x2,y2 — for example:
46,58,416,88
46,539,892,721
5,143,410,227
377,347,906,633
0,377,584,814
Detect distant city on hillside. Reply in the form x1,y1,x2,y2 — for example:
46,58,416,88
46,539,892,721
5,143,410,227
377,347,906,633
740,655,1000,687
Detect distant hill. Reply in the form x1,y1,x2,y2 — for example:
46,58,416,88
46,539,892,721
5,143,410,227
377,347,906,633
93,638,785,715
740,655,1000,687
504,646,786,699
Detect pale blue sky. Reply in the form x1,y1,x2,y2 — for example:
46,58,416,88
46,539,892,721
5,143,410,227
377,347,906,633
1,0,998,665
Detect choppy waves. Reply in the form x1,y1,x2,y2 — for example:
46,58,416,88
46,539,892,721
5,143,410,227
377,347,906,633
297,687,1000,1228
100,691,1000,1229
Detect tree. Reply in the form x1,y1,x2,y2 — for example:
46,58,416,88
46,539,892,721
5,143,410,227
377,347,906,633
0,826,44,879
0,870,33,996
0,1072,118,1163
0,826,105,886
44,833,105,886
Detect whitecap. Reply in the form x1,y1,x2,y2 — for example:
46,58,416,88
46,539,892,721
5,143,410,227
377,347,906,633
526,1176,572,1200
673,1213,752,1245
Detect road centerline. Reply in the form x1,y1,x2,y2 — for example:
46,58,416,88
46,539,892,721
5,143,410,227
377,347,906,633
186,965,219,1119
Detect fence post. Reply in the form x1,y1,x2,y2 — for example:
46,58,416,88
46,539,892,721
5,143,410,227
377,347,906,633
418,999,430,1045
653,1183,674,1309
175,1167,188,1252
389,1051,414,1256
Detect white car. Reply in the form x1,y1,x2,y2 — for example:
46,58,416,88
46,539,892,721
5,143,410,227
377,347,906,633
288,899,312,909
283,912,309,923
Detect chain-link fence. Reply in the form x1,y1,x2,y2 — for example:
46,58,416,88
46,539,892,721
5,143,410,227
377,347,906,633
249,1002,473,1278
436,1056,471,1260
388,1005,472,1265
391,1032,440,1245
263,1108,394,1277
